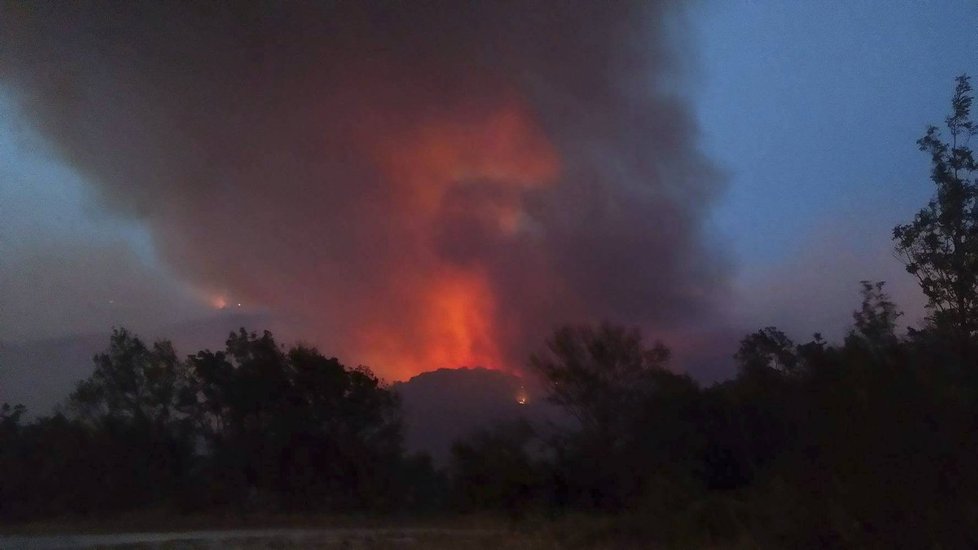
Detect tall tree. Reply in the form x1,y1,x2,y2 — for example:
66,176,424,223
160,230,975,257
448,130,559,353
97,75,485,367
67,329,195,509
71,328,183,428
530,323,670,435
529,323,697,510
894,75,978,343
847,280,902,352
180,329,404,510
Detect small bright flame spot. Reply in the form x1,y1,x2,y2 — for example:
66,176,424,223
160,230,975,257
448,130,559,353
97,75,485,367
237,303,242,307
516,385,528,406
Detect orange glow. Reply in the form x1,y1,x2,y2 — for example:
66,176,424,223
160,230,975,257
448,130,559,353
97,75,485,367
356,267,503,376
376,99,560,214
354,98,561,378
209,295,228,309
424,270,501,369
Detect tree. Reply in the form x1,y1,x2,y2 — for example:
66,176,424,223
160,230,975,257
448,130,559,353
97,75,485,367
450,419,540,516
894,75,978,343
181,329,404,510
0,402,25,434
70,328,183,428
67,329,195,509
529,323,670,435
529,323,694,511
847,280,902,351
734,327,799,375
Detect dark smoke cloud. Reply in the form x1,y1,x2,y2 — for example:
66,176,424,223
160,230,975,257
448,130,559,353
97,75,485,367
1,1,728,379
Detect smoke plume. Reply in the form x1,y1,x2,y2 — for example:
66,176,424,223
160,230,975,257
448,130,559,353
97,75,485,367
1,1,728,379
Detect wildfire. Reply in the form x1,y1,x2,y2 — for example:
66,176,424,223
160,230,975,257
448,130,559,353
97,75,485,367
356,268,503,377
355,97,561,378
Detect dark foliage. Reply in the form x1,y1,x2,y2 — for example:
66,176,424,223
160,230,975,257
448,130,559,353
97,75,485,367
450,419,541,517
894,75,978,345
0,329,412,519
445,280,978,546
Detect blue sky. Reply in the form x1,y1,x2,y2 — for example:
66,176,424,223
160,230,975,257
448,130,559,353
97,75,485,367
2,1,976,345
690,0,978,336
694,0,977,270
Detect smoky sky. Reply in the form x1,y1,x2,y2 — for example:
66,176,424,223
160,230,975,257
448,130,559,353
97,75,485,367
0,1,728,379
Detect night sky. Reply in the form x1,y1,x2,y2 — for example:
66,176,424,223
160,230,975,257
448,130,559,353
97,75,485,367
1,1,976,397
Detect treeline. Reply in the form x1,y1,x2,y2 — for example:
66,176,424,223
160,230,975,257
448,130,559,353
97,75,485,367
2,76,977,546
3,287,977,545
452,75,978,546
450,286,978,546
0,328,439,516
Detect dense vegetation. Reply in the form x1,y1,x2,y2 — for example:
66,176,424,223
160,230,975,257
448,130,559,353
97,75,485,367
2,76,977,546
0,329,416,516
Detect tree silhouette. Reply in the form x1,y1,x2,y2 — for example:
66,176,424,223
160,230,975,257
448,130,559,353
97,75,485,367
71,328,183,428
530,323,670,434
894,75,978,345
530,323,704,511
179,329,403,510
846,280,902,353
67,329,194,509
450,419,540,517
734,326,799,375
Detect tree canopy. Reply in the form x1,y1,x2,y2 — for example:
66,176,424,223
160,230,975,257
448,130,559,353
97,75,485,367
894,75,978,344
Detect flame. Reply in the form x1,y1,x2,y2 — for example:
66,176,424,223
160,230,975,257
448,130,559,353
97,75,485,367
354,97,560,378
359,268,501,375
422,269,499,367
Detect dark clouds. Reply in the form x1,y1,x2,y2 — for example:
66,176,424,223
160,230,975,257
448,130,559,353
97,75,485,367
1,1,728,379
